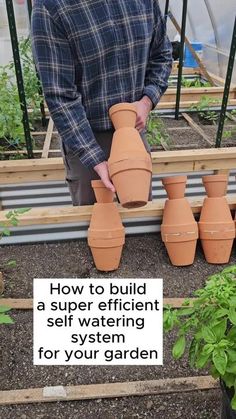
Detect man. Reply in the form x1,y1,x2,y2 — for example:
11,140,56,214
31,0,172,205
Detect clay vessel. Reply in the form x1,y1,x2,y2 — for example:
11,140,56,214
91,180,114,203
161,176,198,266
162,176,187,199
109,103,137,130
108,103,152,209
88,182,125,271
203,174,228,197
199,175,234,264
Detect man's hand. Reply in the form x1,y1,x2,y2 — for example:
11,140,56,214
94,161,116,192
133,96,153,132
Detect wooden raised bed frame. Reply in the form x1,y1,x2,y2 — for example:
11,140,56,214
0,147,235,227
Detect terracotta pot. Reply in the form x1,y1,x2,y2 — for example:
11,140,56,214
161,198,198,266
108,127,152,208
202,174,228,197
109,103,137,130
88,203,125,271
91,180,114,203
162,176,187,199
199,196,235,264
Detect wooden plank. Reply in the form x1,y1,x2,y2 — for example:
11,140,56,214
0,197,236,227
226,112,236,123
206,72,236,89
0,298,196,310
0,158,63,173
1,148,236,183
160,87,236,104
206,71,225,87
171,67,201,76
182,113,213,146
41,118,54,159
157,99,236,110
0,169,65,184
0,376,218,406
168,12,215,85
31,131,57,137
0,149,61,156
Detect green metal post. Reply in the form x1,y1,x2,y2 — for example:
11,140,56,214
215,16,236,148
26,0,47,127
164,0,170,21
26,0,32,19
5,0,33,158
175,0,188,120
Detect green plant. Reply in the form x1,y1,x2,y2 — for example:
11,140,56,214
146,115,170,147
0,37,42,151
0,208,30,239
164,265,236,409
181,77,211,88
191,95,220,124
223,127,236,140
0,306,14,325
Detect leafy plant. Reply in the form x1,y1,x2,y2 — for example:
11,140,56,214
223,127,236,140
181,77,211,88
146,115,170,148
0,306,14,325
164,265,236,409
191,95,220,124
0,208,30,239
0,37,42,151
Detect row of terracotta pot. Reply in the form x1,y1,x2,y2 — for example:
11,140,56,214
161,174,235,266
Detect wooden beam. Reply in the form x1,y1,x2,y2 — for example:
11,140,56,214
0,197,236,227
0,298,196,310
182,113,213,146
160,87,236,104
31,131,57,137
0,376,218,406
171,67,201,76
41,118,54,159
1,147,236,184
0,149,61,156
157,99,236,110
168,12,215,86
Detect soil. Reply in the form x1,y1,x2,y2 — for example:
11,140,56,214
1,234,235,418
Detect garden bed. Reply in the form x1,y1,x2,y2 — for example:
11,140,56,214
1,234,233,418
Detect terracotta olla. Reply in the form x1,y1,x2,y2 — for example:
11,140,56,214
108,103,152,209
161,176,198,266
203,174,228,197
88,180,125,271
199,175,235,264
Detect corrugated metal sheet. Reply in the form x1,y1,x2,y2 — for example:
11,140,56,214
0,170,235,245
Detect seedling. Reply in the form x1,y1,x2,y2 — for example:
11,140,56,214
146,115,170,148
191,95,220,124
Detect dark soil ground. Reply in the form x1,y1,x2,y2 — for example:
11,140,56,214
1,235,236,418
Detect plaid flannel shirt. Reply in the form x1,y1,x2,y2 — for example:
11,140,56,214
31,0,172,168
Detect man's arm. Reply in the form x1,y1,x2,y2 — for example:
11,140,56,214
143,0,173,108
31,1,114,191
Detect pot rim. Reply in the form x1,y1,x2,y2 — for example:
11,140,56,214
162,176,187,185
202,174,228,183
109,103,137,118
